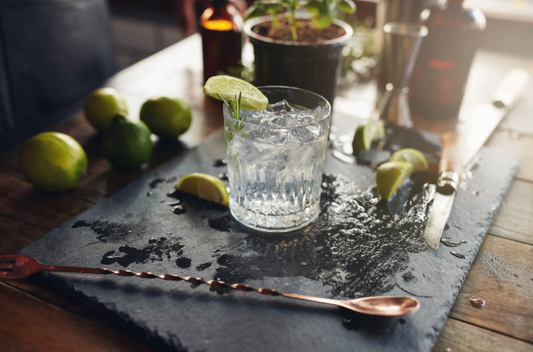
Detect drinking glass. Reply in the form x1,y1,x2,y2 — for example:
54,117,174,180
223,86,331,232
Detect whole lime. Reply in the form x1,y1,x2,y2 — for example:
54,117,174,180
140,97,192,139
102,115,153,171
84,88,128,131
19,132,88,192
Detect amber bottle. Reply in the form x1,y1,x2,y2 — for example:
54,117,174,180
200,0,243,83
409,0,486,120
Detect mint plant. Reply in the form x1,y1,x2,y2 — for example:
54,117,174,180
245,0,356,41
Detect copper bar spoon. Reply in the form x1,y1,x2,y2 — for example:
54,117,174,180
0,254,419,317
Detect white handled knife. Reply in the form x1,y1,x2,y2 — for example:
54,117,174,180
424,69,529,249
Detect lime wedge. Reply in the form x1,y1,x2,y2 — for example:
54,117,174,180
352,119,385,152
390,148,429,173
376,161,413,201
176,173,229,207
203,75,268,111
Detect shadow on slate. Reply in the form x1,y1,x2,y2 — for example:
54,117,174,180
20,130,519,352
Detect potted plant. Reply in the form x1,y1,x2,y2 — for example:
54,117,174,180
244,0,355,105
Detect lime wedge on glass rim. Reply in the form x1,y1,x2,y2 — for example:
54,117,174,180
390,148,429,173
203,75,268,111
176,173,229,207
376,161,413,201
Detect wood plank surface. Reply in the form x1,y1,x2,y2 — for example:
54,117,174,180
487,131,533,183
433,318,533,352
449,235,533,342
490,179,533,245
0,169,94,231
0,216,47,254
0,282,155,352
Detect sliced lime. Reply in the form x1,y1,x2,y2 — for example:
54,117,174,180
390,148,429,173
376,161,413,201
352,119,385,152
176,173,229,207
203,75,268,111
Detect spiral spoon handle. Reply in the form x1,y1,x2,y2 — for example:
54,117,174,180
0,254,420,316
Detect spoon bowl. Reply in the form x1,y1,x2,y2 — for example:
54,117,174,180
345,296,420,316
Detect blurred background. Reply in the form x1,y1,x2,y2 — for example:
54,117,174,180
109,0,533,70
0,0,532,152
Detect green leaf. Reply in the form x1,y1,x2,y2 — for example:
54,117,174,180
244,2,285,21
305,0,321,14
244,3,266,21
290,0,299,10
316,0,334,29
337,0,356,14
262,2,286,10
244,4,267,21
318,14,333,29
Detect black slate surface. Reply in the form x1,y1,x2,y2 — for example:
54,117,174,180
21,130,519,352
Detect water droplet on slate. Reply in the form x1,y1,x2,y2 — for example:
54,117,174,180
450,251,466,259
213,159,227,167
441,237,463,247
176,257,192,268
218,173,229,181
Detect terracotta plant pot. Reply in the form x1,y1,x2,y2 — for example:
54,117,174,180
244,16,353,106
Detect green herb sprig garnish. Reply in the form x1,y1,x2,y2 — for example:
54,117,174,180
218,92,248,144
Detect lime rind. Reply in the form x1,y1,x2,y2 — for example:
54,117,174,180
352,125,368,151
19,132,87,192
102,115,153,171
375,120,386,139
376,161,413,201
389,148,429,173
176,172,229,207
84,88,128,132
140,97,192,138
352,119,385,152
203,75,268,111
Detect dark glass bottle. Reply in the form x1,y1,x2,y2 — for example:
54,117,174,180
200,0,243,83
409,0,486,120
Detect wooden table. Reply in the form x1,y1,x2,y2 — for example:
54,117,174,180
0,35,532,352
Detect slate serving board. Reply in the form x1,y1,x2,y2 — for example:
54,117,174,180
21,130,519,352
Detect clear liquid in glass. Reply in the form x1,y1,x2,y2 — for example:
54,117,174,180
223,92,330,233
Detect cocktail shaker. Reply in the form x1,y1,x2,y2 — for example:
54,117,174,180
375,22,427,127
376,0,438,93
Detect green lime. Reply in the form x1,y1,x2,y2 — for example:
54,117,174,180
176,173,229,207
352,119,385,152
84,88,128,131
390,148,429,173
102,115,153,171
376,161,413,201
140,97,192,139
19,132,87,192
203,75,268,111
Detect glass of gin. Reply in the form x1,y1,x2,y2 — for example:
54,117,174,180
223,86,331,232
